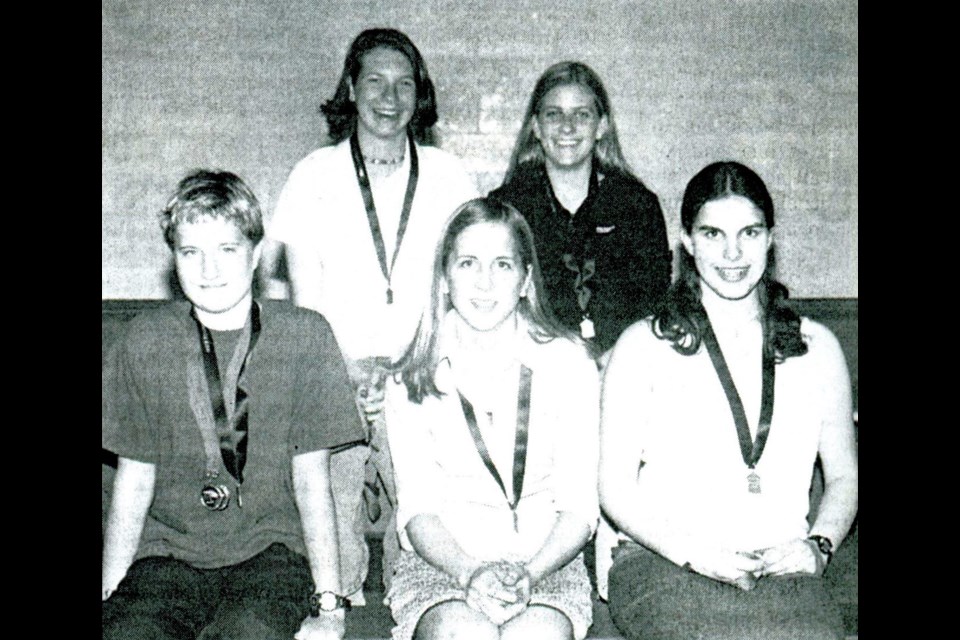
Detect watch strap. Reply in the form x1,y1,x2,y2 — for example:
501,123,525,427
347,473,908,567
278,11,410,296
806,535,834,570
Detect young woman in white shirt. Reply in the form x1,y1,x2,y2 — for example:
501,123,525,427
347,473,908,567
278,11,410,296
267,28,477,603
385,197,600,640
599,161,858,640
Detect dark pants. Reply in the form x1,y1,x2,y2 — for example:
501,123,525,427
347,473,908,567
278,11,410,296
102,543,312,640
608,541,842,640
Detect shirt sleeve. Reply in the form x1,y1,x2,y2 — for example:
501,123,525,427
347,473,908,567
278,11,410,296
385,382,449,535
268,158,320,249
544,344,601,533
289,313,366,454
101,328,160,463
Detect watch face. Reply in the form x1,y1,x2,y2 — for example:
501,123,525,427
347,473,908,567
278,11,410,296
319,591,338,611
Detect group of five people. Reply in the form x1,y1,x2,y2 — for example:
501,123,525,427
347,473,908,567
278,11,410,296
102,28,858,640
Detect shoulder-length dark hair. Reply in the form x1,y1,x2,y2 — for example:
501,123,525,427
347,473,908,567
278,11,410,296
320,28,438,145
503,61,633,183
396,197,579,402
652,161,807,361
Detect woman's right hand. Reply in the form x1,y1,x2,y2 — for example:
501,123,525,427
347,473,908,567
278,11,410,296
684,548,765,590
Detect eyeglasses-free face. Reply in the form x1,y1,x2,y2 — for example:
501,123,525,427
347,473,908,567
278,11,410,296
681,195,772,303
174,217,261,329
444,222,531,334
533,83,608,172
350,46,417,143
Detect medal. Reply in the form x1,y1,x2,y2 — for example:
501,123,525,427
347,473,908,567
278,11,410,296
190,304,261,512
579,317,595,339
701,315,776,495
747,470,761,494
201,472,231,511
552,169,600,342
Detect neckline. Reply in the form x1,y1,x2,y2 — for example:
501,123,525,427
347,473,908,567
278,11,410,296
543,163,600,218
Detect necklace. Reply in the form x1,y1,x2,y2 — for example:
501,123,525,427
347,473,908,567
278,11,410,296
363,153,404,166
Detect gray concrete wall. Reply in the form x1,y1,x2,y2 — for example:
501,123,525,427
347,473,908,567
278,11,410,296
102,0,857,299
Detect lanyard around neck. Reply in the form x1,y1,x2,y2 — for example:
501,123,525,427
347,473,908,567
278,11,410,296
700,316,775,470
349,130,419,304
191,303,261,483
457,365,533,517
546,166,600,317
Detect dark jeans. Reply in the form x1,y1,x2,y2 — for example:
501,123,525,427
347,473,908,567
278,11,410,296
102,543,312,640
607,541,842,640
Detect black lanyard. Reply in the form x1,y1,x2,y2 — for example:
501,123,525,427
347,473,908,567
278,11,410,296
546,167,600,318
349,130,419,304
191,303,261,484
701,316,775,488
457,365,533,530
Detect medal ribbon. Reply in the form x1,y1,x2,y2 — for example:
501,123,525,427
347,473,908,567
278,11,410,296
191,303,261,484
546,167,600,321
700,316,775,471
349,130,419,304
457,365,533,525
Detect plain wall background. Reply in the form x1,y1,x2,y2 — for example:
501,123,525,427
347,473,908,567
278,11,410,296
102,0,858,299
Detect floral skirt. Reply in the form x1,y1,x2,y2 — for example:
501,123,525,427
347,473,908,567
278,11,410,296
386,549,593,640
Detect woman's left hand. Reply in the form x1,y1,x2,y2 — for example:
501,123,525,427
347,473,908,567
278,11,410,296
494,562,531,623
758,538,825,577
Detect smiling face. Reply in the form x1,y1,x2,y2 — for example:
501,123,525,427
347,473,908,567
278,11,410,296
174,216,261,329
681,195,772,302
533,83,608,172
443,222,531,334
350,46,417,143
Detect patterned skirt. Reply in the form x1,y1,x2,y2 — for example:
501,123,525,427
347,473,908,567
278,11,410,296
386,549,593,640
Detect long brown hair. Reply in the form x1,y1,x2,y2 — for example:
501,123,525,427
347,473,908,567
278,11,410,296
503,61,632,183
652,161,807,361
396,197,579,402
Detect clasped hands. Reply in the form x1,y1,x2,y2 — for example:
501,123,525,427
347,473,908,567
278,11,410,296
462,560,532,625
688,537,825,591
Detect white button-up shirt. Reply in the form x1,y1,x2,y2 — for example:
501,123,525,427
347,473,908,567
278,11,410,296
386,317,600,561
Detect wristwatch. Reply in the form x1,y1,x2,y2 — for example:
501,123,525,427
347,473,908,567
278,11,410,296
309,591,351,616
807,535,834,564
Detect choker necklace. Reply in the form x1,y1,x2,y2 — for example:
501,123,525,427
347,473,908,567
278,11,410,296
363,154,404,166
